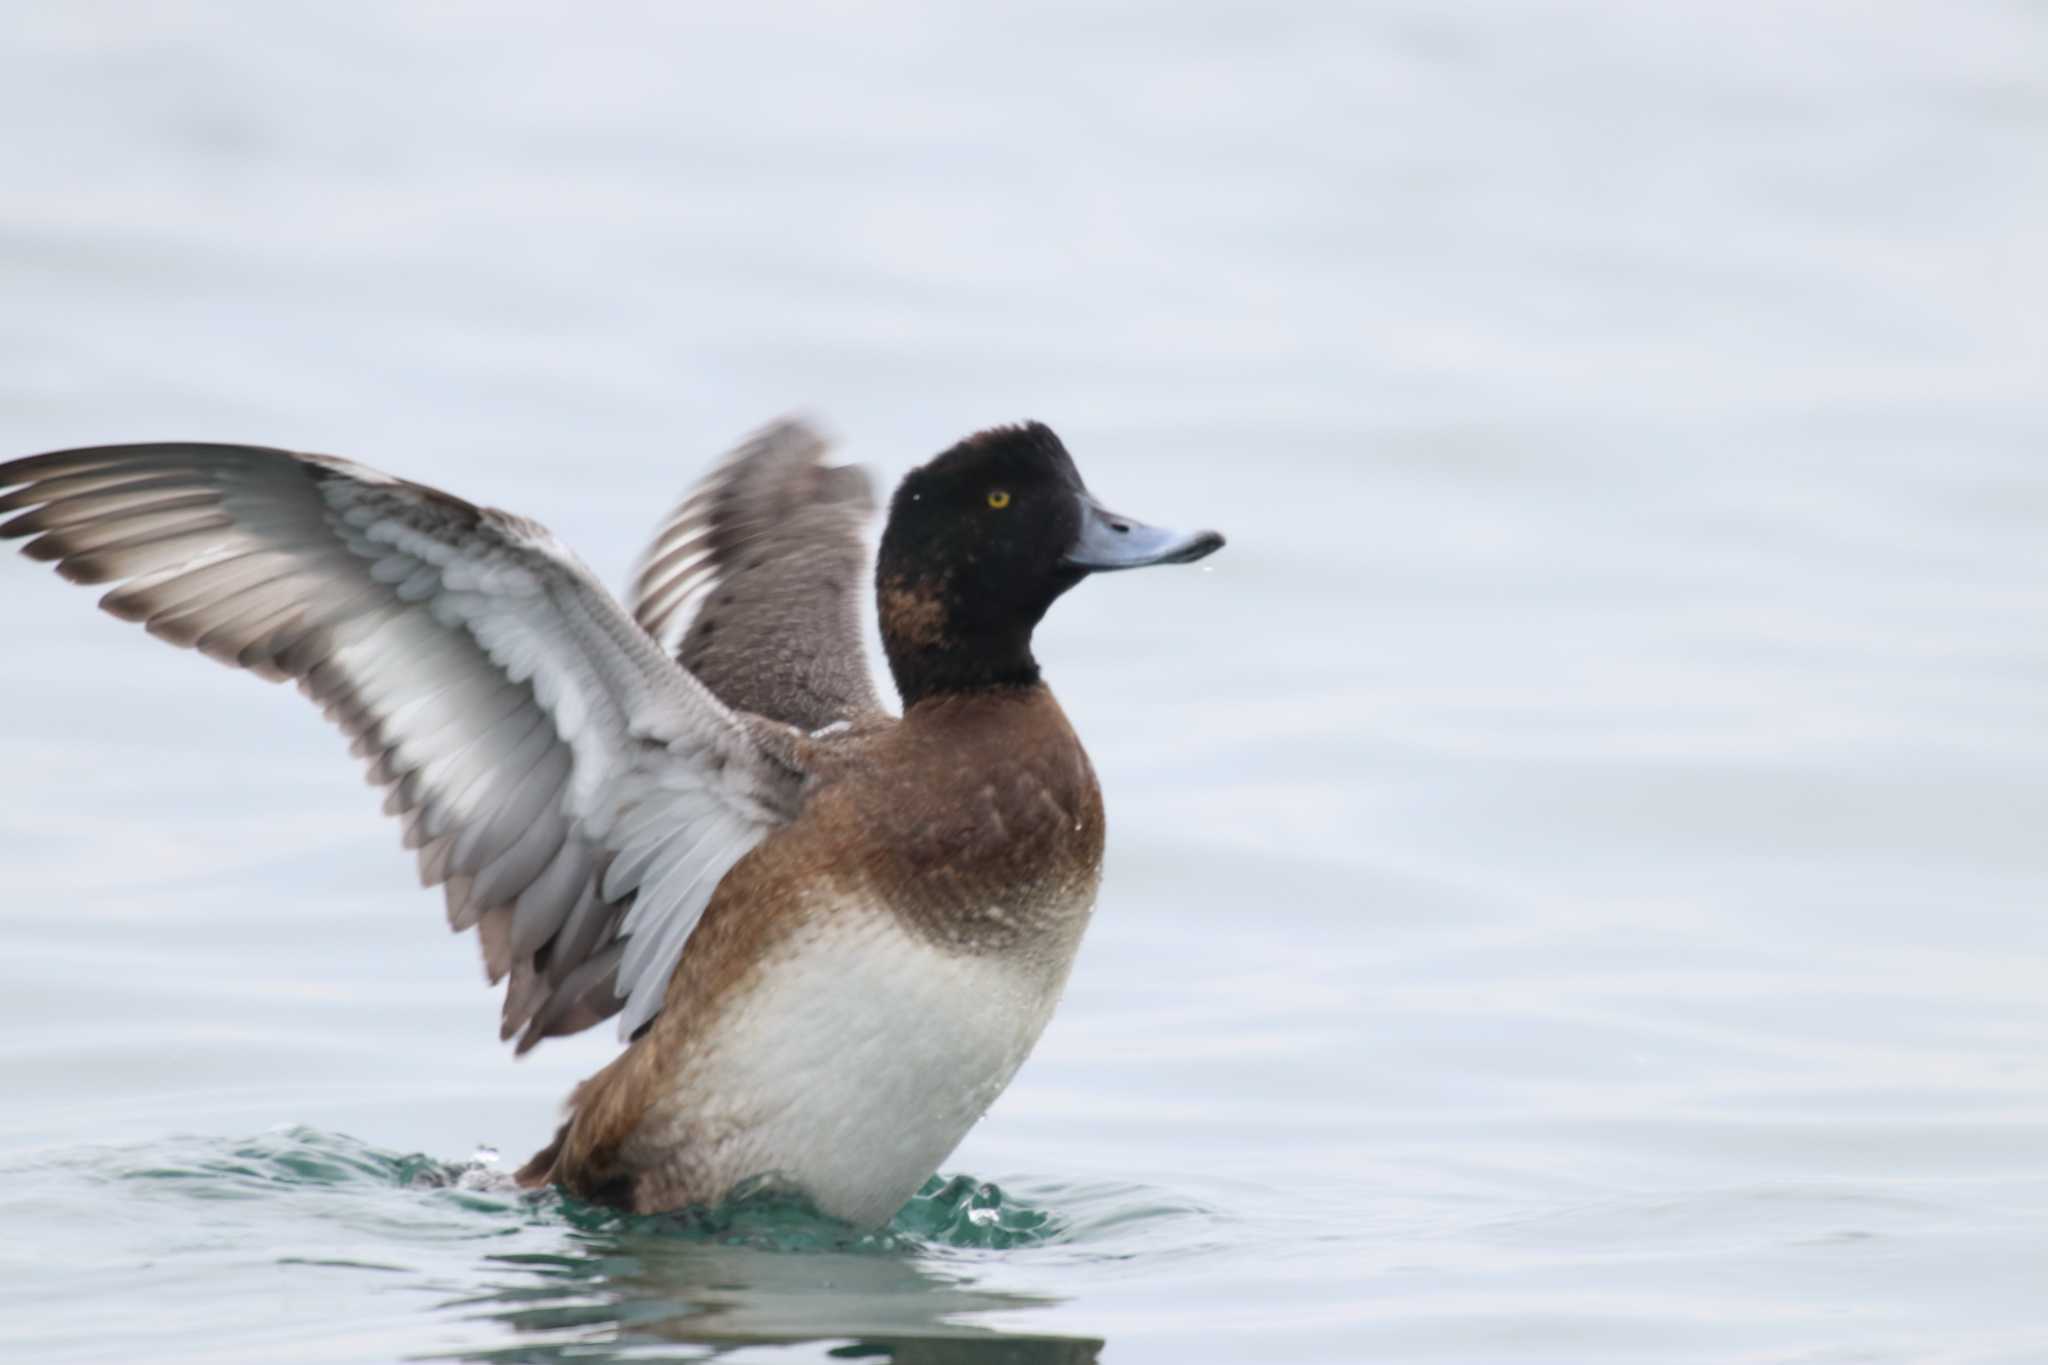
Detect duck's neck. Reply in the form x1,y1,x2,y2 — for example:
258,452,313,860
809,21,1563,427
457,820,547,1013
875,571,1045,707
885,627,1041,708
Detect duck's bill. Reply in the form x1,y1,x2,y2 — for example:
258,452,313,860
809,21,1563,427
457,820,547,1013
1064,493,1226,572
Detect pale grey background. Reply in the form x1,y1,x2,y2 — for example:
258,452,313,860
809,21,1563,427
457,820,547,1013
1,2,2044,1362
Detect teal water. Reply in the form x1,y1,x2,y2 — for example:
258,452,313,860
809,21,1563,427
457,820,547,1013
4,1,2048,1362
8,1127,1205,1360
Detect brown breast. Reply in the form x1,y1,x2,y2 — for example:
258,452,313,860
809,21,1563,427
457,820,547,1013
816,683,1105,954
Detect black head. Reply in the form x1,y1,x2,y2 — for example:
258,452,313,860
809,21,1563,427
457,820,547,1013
875,421,1224,705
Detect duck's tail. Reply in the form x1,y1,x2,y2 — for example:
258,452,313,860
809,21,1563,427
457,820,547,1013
513,1050,653,1210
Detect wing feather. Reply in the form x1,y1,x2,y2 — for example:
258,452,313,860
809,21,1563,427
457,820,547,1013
0,442,808,1051
629,419,884,731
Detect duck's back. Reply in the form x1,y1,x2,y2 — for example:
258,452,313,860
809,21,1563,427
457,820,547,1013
530,685,1105,1224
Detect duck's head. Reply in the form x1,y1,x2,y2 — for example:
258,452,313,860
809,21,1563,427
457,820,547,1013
876,421,1224,705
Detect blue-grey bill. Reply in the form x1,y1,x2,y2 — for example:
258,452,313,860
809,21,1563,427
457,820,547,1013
1064,494,1226,571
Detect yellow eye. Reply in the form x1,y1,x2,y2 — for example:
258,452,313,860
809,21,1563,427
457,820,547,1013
986,489,1012,509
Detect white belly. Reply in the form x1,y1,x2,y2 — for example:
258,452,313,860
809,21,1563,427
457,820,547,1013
643,903,1075,1226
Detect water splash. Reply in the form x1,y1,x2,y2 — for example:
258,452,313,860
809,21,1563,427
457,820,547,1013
21,1126,1173,1362
8,1129,1228,1358
109,1126,1091,1254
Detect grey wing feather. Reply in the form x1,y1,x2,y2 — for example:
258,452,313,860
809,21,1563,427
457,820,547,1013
630,419,884,732
0,443,805,1051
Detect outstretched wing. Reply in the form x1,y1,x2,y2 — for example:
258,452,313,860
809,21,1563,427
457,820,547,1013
0,443,806,1051
629,419,884,732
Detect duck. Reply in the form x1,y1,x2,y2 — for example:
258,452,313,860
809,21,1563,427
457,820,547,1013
0,418,1223,1226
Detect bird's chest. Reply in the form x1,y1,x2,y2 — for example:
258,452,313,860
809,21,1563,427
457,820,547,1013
640,898,1077,1225
841,739,1107,958
625,694,1108,1221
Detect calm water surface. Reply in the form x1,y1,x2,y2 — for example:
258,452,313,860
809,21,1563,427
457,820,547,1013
2,3,2045,1362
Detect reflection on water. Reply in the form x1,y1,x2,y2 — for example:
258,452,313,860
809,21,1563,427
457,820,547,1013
455,1240,1098,1364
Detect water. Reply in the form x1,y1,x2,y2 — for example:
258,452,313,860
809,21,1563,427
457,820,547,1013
1,2,2045,1361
